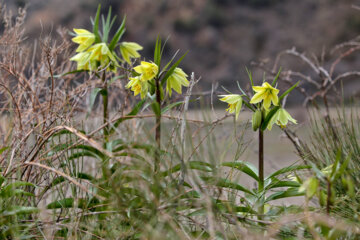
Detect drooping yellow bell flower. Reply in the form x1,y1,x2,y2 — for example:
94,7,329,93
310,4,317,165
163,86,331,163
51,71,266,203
250,82,279,110
126,76,149,99
133,61,159,81
267,108,297,130
166,67,189,97
72,29,95,52
120,42,143,64
70,52,96,71
219,94,243,120
87,43,117,67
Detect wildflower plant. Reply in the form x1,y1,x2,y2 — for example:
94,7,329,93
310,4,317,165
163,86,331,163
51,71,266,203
126,37,189,171
69,5,144,143
219,69,301,218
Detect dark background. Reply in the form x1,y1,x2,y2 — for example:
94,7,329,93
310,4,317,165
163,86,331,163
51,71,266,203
4,0,360,100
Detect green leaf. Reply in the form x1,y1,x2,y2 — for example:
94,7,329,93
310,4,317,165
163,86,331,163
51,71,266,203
261,106,280,131
112,142,156,154
0,146,9,155
93,4,102,43
278,81,300,102
202,177,255,196
12,189,34,197
245,67,254,88
0,176,5,187
87,88,106,118
161,101,183,114
265,188,304,202
2,181,35,196
154,36,162,67
331,149,341,178
70,145,106,159
161,50,179,75
110,99,146,134
47,198,93,209
266,180,300,190
337,153,350,177
47,198,75,209
102,6,113,43
266,165,310,180
54,69,89,78
160,51,188,86
243,100,256,112
222,161,259,181
108,16,126,51
151,101,161,116
40,173,95,197
216,178,255,195
188,209,206,217
67,151,99,161
271,67,282,87
181,190,200,199
2,206,39,216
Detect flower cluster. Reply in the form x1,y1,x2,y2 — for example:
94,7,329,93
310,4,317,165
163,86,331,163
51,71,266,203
126,61,159,99
219,76,297,131
70,29,142,72
126,62,189,99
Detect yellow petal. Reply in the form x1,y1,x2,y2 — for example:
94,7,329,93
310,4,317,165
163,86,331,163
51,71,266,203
250,91,265,104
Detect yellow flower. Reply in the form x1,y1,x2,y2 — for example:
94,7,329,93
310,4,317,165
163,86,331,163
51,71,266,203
250,82,279,110
219,94,243,120
70,52,96,70
166,68,189,97
133,61,159,81
126,76,149,99
120,42,143,64
72,29,95,52
87,43,117,67
267,108,297,130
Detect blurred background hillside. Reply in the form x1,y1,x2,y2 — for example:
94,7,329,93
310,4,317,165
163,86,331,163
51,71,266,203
3,0,360,101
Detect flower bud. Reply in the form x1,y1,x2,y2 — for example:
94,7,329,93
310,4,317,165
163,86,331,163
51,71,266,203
252,110,262,131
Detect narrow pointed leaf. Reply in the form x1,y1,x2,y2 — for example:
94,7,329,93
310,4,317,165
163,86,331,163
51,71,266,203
222,161,259,181
161,101,183,114
160,52,188,86
265,188,304,202
110,99,146,134
279,81,300,102
266,165,310,180
154,36,162,67
202,177,255,196
271,67,282,87
109,16,126,51
93,4,101,43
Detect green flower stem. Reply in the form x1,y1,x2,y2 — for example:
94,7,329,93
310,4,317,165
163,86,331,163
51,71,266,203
101,71,110,181
102,71,109,144
258,128,264,219
155,77,161,172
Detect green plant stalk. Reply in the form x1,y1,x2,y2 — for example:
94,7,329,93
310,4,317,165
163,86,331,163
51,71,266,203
155,77,161,172
258,128,264,219
326,178,331,214
101,71,110,181
102,71,109,143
